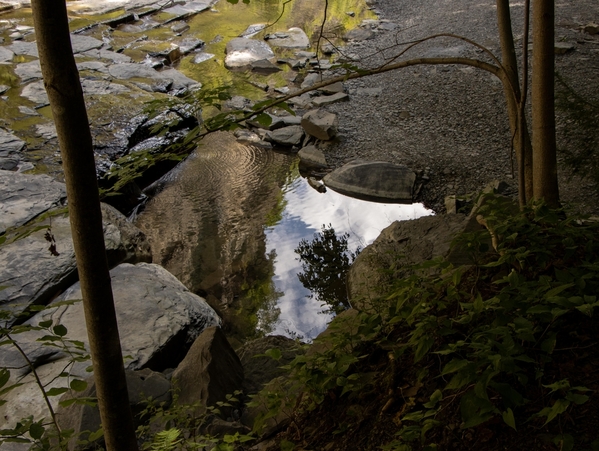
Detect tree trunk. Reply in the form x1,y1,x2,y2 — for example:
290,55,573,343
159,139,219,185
496,0,533,204
30,1,139,450
531,0,560,206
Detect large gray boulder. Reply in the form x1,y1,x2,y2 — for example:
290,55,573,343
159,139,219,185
301,109,338,141
0,263,220,430
347,214,469,311
323,160,416,203
0,201,152,319
172,326,243,416
224,38,275,69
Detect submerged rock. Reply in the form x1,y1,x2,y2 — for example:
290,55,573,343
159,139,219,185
224,38,275,69
265,27,310,48
298,145,328,169
323,160,416,203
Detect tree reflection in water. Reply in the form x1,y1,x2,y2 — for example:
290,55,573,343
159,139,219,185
294,225,360,315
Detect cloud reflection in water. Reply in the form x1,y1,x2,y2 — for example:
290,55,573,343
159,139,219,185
265,177,433,340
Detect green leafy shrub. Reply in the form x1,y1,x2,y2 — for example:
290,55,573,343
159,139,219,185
274,197,599,450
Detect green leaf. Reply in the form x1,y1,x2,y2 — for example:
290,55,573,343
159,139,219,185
544,283,575,299
46,387,69,397
70,379,87,392
537,399,570,425
265,348,282,361
576,304,594,317
255,113,272,127
565,393,589,405
441,359,469,375
423,389,443,408
502,408,516,430
553,434,574,451
0,369,10,389
541,334,557,353
88,427,104,442
38,320,53,328
29,422,44,440
53,324,68,337
460,390,497,428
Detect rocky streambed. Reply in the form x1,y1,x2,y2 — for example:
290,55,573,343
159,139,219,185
1,0,598,447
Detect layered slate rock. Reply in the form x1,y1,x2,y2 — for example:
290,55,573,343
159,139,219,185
55,263,220,370
107,63,201,91
224,38,275,69
0,200,152,320
0,171,65,234
172,326,243,415
0,46,14,62
301,109,338,140
323,160,416,203
0,129,26,161
0,263,220,429
267,125,304,147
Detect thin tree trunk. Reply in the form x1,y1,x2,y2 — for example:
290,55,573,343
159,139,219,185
496,0,533,205
531,0,560,206
30,1,139,450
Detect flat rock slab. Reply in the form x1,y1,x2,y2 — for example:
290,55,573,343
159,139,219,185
265,27,310,48
323,160,416,203
0,128,26,156
7,40,39,57
0,171,65,234
0,46,14,62
54,262,221,370
301,109,338,140
69,34,103,53
107,63,200,91
225,38,275,69
14,60,42,82
80,48,133,63
312,92,349,107
267,125,304,146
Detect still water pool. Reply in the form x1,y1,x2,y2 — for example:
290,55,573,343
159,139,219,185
135,132,432,342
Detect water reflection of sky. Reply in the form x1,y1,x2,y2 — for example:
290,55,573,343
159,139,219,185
265,177,433,340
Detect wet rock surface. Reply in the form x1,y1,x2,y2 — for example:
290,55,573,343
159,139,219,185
323,160,416,203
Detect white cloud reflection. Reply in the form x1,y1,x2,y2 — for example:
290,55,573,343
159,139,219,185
265,177,433,340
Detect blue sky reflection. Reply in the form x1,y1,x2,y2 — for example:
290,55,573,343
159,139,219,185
264,177,433,340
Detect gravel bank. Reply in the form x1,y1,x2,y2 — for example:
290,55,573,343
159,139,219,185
321,0,599,214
